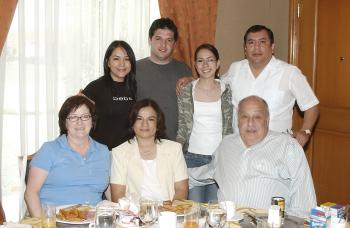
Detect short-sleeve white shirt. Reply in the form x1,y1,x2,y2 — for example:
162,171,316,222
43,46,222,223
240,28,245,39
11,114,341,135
223,56,319,132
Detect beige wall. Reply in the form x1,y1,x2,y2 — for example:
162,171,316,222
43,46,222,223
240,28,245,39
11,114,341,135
215,0,289,73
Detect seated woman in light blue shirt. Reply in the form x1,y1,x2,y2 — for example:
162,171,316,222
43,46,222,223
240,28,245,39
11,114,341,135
24,95,110,218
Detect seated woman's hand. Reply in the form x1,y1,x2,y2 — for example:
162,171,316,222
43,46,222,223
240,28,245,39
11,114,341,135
162,200,172,208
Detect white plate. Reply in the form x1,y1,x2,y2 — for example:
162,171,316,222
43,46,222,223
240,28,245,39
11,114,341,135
227,212,244,222
56,204,95,225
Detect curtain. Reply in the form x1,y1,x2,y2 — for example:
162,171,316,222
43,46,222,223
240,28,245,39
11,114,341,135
0,0,17,55
0,0,159,221
158,0,218,77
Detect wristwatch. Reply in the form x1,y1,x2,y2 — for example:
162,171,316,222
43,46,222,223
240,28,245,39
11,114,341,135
303,129,312,135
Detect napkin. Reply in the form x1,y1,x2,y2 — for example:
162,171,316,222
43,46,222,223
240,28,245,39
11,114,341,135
96,200,119,209
1,222,31,228
20,217,41,228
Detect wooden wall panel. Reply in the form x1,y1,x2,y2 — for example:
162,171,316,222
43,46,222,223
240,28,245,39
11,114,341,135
312,131,350,204
291,0,350,205
317,106,350,134
313,0,350,204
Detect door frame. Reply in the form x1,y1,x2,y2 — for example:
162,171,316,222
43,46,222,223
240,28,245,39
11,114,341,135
288,0,319,169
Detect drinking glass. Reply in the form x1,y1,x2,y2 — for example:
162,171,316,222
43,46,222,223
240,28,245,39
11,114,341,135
183,205,200,228
41,204,56,228
206,200,226,228
89,206,116,228
139,199,159,227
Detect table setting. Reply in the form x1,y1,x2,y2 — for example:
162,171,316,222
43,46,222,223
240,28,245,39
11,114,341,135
18,199,349,228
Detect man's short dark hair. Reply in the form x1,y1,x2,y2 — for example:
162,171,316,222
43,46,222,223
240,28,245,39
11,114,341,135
244,25,274,44
148,18,178,41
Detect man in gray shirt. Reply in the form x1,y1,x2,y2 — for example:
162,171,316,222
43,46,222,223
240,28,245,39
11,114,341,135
189,95,316,217
136,18,191,140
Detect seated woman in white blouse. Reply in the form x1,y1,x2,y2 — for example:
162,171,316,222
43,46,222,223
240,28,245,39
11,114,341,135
110,99,188,205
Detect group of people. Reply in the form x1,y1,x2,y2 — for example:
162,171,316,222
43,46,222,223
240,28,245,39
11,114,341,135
24,17,319,218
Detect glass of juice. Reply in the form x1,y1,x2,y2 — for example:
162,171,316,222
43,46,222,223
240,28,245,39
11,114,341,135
41,204,56,228
183,205,200,228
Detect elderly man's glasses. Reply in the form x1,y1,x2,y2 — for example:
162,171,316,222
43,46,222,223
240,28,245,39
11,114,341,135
67,114,91,122
196,58,217,65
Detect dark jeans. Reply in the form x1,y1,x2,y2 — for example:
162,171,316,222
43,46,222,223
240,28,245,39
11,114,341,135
185,152,218,203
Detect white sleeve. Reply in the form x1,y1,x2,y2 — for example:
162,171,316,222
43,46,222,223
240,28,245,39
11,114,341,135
289,67,319,111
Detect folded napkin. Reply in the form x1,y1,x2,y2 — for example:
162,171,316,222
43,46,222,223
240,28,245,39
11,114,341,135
20,217,41,228
96,200,119,209
1,222,32,228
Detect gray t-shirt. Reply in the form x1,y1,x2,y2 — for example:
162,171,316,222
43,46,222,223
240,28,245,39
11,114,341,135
136,57,192,140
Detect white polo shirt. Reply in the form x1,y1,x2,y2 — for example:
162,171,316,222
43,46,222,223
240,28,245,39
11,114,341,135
223,56,319,132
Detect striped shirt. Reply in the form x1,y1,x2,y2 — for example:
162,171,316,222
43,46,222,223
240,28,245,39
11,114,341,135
189,131,317,217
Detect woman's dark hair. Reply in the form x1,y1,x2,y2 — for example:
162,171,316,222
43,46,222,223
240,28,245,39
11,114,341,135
103,40,137,99
194,43,220,77
128,99,167,142
58,95,96,135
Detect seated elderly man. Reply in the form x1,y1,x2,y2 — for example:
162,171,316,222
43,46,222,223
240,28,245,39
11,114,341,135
189,95,317,217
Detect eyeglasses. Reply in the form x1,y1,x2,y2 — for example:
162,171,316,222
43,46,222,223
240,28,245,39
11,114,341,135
195,58,217,65
66,114,92,122
246,39,270,48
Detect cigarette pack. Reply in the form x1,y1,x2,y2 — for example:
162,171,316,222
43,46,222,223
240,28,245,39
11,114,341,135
310,207,330,228
330,204,344,218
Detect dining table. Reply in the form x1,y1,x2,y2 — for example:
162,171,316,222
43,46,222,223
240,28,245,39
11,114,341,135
19,201,350,228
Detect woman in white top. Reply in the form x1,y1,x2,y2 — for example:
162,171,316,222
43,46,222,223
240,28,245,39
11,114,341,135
177,43,233,202
110,99,188,205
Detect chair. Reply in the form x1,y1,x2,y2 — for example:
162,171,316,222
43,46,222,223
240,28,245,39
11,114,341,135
18,153,35,220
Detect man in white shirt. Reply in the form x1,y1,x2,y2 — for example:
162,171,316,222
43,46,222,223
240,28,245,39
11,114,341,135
189,95,317,217
223,25,319,147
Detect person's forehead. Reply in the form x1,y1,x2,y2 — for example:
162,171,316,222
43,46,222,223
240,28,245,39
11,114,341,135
246,30,269,40
196,48,215,57
152,28,175,38
138,106,157,115
239,100,267,114
111,47,128,56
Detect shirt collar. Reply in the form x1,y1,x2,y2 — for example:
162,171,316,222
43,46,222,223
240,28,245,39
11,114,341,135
240,131,275,150
57,134,97,156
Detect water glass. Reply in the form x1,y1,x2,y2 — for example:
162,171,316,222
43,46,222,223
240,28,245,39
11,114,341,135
41,204,56,228
206,200,226,228
89,206,116,228
219,201,236,220
139,199,159,227
183,205,200,228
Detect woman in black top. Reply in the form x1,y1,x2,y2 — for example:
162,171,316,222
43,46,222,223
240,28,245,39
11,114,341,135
83,40,137,150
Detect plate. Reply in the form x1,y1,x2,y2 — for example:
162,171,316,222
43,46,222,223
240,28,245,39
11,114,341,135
56,204,95,225
159,200,194,217
227,212,244,222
